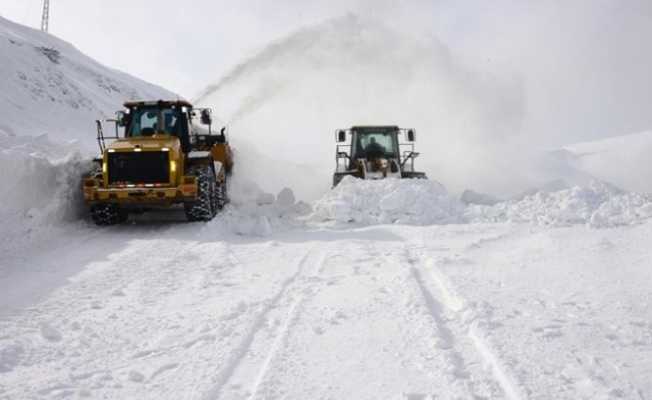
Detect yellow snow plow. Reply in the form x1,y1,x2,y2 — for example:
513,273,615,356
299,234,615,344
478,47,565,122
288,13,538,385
83,100,233,225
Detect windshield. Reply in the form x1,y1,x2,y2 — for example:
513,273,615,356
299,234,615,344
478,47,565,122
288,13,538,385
127,107,183,137
352,130,399,158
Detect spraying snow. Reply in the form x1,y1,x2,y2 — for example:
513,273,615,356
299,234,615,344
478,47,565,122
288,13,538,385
196,14,526,200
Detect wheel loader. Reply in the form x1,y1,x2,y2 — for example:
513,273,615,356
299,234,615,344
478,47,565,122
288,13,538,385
332,125,426,186
82,100,234,225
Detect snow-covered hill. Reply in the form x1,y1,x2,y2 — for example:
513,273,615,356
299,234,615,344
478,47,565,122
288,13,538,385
564,131,652,194
0,16,175,148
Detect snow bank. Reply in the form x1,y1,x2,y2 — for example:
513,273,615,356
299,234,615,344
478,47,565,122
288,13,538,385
311,178,652,229
467,181,652,228
211,179,311,237
0,131,90,252
311,177,464,225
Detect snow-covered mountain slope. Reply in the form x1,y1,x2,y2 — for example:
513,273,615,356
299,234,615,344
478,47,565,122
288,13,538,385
563,131,652,194
0,15,175,148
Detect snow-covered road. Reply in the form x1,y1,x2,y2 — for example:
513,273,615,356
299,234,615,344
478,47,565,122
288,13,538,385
1,218,650,399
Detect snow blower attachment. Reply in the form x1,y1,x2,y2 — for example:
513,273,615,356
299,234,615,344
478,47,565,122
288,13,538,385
83,100,234,225
332,126,427,187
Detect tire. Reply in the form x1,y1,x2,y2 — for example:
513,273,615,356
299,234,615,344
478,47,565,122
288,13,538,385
184,165,216,222
333,173,352,187
215,175,228,210
88,163,103,179
402,171,428,180
91,204,127,226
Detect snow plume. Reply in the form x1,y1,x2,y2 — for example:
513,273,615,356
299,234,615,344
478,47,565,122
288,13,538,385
196,14,528,200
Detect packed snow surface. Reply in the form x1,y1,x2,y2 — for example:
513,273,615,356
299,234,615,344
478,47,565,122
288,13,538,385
2,219,651,399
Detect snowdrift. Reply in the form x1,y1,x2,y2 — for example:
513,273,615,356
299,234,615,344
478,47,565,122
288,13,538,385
311,178,652,229
467,181,652,228
312,177,464,225
212,179,311,237
0,131,90,253
0,132,86,222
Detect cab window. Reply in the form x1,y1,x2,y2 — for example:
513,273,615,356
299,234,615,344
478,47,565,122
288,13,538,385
127,109,158,137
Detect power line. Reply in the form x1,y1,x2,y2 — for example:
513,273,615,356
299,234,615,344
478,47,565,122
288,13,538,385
41,0,50,33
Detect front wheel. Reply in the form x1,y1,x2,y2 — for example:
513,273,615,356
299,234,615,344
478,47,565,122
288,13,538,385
402,171,428,180
90,204,128,226
333,173,355,187
215,176,228,210
184,165,217,222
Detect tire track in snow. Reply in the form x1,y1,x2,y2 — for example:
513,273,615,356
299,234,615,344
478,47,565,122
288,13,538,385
413,252,527,400
371,242,476,399
245,250,327,400
409,266,476,396
201,245,326,400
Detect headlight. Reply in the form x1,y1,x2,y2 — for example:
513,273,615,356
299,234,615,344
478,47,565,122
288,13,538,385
170,160,177,173
102,160,107,174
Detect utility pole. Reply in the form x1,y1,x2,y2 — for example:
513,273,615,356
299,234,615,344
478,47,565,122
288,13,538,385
41,0,50,33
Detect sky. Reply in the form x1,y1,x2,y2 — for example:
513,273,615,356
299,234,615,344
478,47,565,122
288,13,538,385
1,0,651,146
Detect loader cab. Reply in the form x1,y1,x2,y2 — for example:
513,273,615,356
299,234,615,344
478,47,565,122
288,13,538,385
333,125,425,186
123,101,193,152
350,126,401,162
